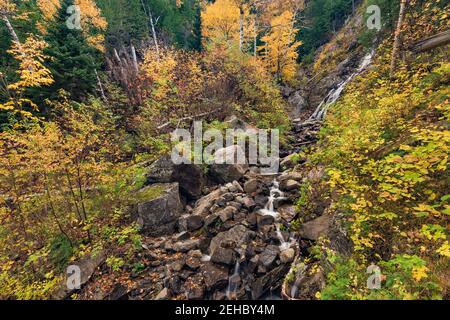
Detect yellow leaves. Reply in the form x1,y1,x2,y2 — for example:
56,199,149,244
72,0,107,52
7,36,54,91
413,204,441,218
412,265,429,282
201,0,242,46
0,0,16,13
436,241,450,257
259,10,301,84
142,48,177,100
37,0,60,20
1,36,53,117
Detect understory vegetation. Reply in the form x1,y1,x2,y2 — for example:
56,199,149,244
303,0,450,299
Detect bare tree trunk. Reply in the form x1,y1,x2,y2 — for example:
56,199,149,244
94,69,108,102
131,45,139,73
1,14,20,44
390,0,408,77
149,10,160,58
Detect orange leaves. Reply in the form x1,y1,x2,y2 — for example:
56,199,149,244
37,0,60,20
74,0,107,52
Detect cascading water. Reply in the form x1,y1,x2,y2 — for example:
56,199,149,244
260,180,295,251
226,260,241,300
308,50,374,122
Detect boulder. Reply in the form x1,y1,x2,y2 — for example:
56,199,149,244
178,214,204,232
280,154,300,171
210,146,248,183
244,179,259,194
146,156,205,199
278,205,298,222
136,183,182,236
52,251,105,299
259,245,280,268
173,239,201,253
211,247,235,266
192,188,226,216
155,288,169,300
217,206,237,222
280,248,295,264
280,179,300,192
241,197,256,210
252,264,290,299
299,215,332,241
287,90,308,118
209,225,254,254
202,263,229,290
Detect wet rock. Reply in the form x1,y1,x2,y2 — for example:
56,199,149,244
210,225,254,254
218,206,237,222
146,156,206,199
248,255,259,273
136,183,182,236
178,214,204,232
246,212,257,226
299,215,332,241
280,248,295,264
211,247,235,266
257,214,275,226
259,245,280,268
202,263,229,291
173,239,201,253
244,179,259,194
254,195,268,208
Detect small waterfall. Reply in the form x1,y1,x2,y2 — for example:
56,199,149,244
259,180,294,251
259,180,286,219
201,255,211,262
226,260,241,300
309,50,374,121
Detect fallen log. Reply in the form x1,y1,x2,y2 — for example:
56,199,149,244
156,108,223,131
409,29,450,53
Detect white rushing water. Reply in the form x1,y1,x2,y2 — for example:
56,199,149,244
260,180,295,251
226,260,241,300
308,50,374,121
